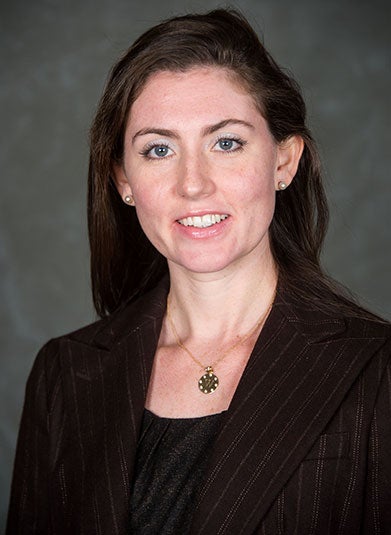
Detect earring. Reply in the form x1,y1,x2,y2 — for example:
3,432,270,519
124,194,134,205
278,181,287,191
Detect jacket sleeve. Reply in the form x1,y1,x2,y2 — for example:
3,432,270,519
6,339,61,534
362,355,391,534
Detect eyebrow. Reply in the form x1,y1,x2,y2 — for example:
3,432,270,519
132,128,179,143
203,119,255,135
132,119,254,143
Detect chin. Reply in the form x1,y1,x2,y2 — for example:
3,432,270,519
169,251,245,275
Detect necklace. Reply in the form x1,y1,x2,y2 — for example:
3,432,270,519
165,292,275,394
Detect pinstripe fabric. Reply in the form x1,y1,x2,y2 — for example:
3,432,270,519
6,280,391,534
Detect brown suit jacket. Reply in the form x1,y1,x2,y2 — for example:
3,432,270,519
7,279,391,534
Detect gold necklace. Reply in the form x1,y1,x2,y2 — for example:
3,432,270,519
165,293,275,394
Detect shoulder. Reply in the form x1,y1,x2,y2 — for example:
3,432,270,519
344,314,391,340
276,284,391,342
274,287,391,390
34,276,170,365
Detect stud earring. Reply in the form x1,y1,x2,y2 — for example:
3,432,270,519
124,194,134,205
278,181,287,191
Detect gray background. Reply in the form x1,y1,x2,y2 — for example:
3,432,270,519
1,0,390,528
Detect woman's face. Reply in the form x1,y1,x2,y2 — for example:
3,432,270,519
115,67,302,276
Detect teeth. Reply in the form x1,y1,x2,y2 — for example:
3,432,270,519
178,214,228,228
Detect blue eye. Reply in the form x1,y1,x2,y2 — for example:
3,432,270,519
152,145,170,157
140,143,174,159
214,137,245,152
218,139,235,150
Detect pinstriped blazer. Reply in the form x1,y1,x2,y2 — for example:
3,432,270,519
7,279,391,534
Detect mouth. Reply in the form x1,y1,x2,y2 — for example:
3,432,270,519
177,214,229,228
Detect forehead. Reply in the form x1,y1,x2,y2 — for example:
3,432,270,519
128,67,261,130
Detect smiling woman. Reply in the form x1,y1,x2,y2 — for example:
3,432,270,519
114,68,301,278
7,8,391,535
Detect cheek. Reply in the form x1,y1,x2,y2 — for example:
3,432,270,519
133,195,160,236
233,163,276,203
131,180,171,244
130,172,166,213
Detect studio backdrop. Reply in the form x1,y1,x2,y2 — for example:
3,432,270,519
1,0,390,529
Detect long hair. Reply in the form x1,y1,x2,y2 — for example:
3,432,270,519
88,8,376,319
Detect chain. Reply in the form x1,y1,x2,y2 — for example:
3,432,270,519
165,291,275,370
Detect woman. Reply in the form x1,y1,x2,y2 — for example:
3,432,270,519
7,9,391,534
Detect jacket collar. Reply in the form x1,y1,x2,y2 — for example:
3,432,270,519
70,277,348,351
80,278,170,351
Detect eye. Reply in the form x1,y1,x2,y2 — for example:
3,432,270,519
151,145,171,158
213,136,246,153
140,143,174,159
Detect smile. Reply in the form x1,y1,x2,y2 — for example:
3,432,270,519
177,214,229,228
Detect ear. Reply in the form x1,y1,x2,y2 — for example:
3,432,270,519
275,135,304,190
112,163,134,202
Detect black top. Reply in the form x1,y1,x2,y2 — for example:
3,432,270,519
129,409,224,534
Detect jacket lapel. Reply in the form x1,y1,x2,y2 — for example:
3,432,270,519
190,294,387,534
58,281,168,533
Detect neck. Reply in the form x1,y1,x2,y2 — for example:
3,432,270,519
165,253,278,345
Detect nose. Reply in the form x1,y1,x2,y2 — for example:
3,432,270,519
176,153,216,199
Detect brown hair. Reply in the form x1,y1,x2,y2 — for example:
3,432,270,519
88,8,376,319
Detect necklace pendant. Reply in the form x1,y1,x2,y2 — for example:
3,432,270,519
198,366,219,394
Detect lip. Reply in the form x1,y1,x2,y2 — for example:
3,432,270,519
174,212,231,239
